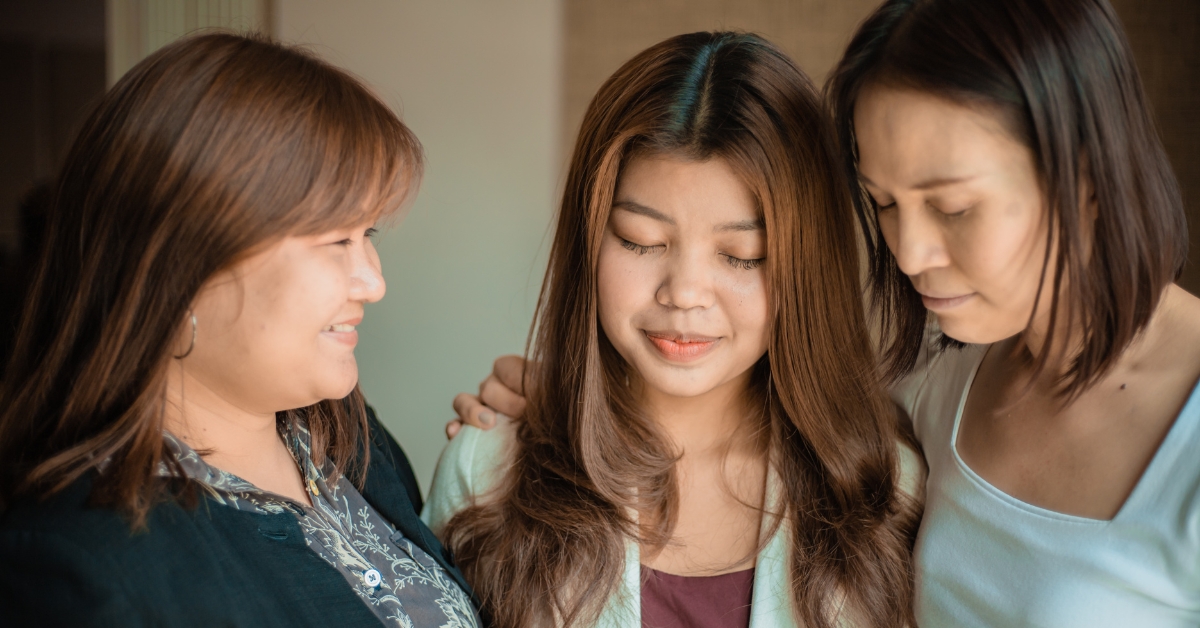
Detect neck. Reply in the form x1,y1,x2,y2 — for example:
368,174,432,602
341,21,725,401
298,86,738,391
1017,285,1179,382
1016,295,1083,378
639,369,761,459
163,360,287,476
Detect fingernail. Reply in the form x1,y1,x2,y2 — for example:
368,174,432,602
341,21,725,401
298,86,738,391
480,411,495,426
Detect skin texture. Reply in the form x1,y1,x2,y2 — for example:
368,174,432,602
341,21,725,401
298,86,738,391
457,156,772,574
599,155,770,574
599,155,769,403
855,85,1053,348
164,223,385,505
855,86,1200,520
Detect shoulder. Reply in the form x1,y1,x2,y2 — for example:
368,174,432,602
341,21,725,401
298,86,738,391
0,524,140,625
889,328,988,445
421,417,517,536
894,439,926,503
0,478,190,625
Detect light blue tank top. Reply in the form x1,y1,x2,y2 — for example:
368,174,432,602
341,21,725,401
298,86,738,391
897,343,1200,627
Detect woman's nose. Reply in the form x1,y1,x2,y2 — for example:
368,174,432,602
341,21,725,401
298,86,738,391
882,202,951,278
350,245,387,303
656,250,715,311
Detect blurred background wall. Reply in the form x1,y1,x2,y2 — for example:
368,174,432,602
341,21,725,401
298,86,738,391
273,0,562,487
0,0,1196,488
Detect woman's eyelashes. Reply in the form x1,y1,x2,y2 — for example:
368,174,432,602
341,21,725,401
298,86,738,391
618,236,764,270
723,254,765,270
619,237,662,255
331,227,379,246
873,198,972,219
935,202,974,219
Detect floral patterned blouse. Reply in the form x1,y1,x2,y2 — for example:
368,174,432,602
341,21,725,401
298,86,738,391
159,422,480,628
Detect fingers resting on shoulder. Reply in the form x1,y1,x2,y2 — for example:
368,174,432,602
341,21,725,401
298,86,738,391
445,355,531,439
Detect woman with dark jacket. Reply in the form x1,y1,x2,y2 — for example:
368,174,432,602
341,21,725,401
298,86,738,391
0,33,478,627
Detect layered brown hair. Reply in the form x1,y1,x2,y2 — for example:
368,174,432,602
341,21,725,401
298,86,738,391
444,32,920,627
828,0,1188,394
0,33,423,524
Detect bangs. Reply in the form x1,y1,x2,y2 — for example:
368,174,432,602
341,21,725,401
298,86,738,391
286,68,424,236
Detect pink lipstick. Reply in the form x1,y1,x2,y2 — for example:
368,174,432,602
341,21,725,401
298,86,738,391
644,331,719,362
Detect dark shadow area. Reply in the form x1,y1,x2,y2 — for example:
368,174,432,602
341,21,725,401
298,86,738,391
1111,0,1200,295
0,0,106,374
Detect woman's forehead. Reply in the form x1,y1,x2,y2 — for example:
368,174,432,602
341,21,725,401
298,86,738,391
855,87,1032,191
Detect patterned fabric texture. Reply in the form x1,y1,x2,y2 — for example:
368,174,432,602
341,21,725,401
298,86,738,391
160,422,479,628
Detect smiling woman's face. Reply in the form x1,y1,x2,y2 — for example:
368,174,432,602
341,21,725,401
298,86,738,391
597,154,770,401
183,223,386,414
854,85,1052,344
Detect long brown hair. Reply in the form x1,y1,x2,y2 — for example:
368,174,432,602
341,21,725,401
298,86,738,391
0,33,423,525
444,32,920,628
827,0,1188,395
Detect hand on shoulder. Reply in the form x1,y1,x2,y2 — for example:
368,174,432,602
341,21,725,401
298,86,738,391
446,355,530,438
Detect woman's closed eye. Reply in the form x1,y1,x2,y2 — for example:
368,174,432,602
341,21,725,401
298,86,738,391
619,238,663,255
932,202,974,219
723,254,764,270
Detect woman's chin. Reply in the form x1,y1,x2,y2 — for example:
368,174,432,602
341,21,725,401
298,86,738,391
935,315,1018,346
315,367,360,401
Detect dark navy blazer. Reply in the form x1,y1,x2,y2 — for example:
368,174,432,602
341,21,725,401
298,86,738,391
0,408,475,627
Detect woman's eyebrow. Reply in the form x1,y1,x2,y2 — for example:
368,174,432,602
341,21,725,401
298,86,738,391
613,200,675,225
715,219,765,232
859,173,980,191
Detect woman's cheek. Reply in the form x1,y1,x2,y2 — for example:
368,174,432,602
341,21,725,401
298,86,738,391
596,244,635,336
726,271,770,346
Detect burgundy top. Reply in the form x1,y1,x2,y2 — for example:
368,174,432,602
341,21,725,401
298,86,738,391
640,564,755,628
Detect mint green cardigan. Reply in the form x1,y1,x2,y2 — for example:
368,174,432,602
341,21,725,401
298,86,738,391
422,418,921,627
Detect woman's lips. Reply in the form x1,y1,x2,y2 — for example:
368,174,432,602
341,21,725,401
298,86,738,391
920,292,975,311
321,318,361,346
644,331,719,362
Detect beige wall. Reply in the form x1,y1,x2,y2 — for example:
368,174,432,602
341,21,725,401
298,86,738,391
275,0,562,488
106,0,270,85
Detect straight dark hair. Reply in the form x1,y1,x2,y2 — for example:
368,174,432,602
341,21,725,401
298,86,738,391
445,31,920,628
828,0,1187,394
0,33,423,525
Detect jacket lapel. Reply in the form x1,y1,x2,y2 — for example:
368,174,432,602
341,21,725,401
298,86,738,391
358,415,479,608
750,468,798,627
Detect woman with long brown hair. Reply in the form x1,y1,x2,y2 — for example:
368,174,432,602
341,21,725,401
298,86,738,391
0,33,478,627
424,31,921,628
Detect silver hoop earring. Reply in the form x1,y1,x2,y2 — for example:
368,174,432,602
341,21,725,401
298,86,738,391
174,311,197,359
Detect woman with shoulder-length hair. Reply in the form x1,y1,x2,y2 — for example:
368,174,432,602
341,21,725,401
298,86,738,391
826,0,1200,625
424,31,923,628
0,33,479,627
